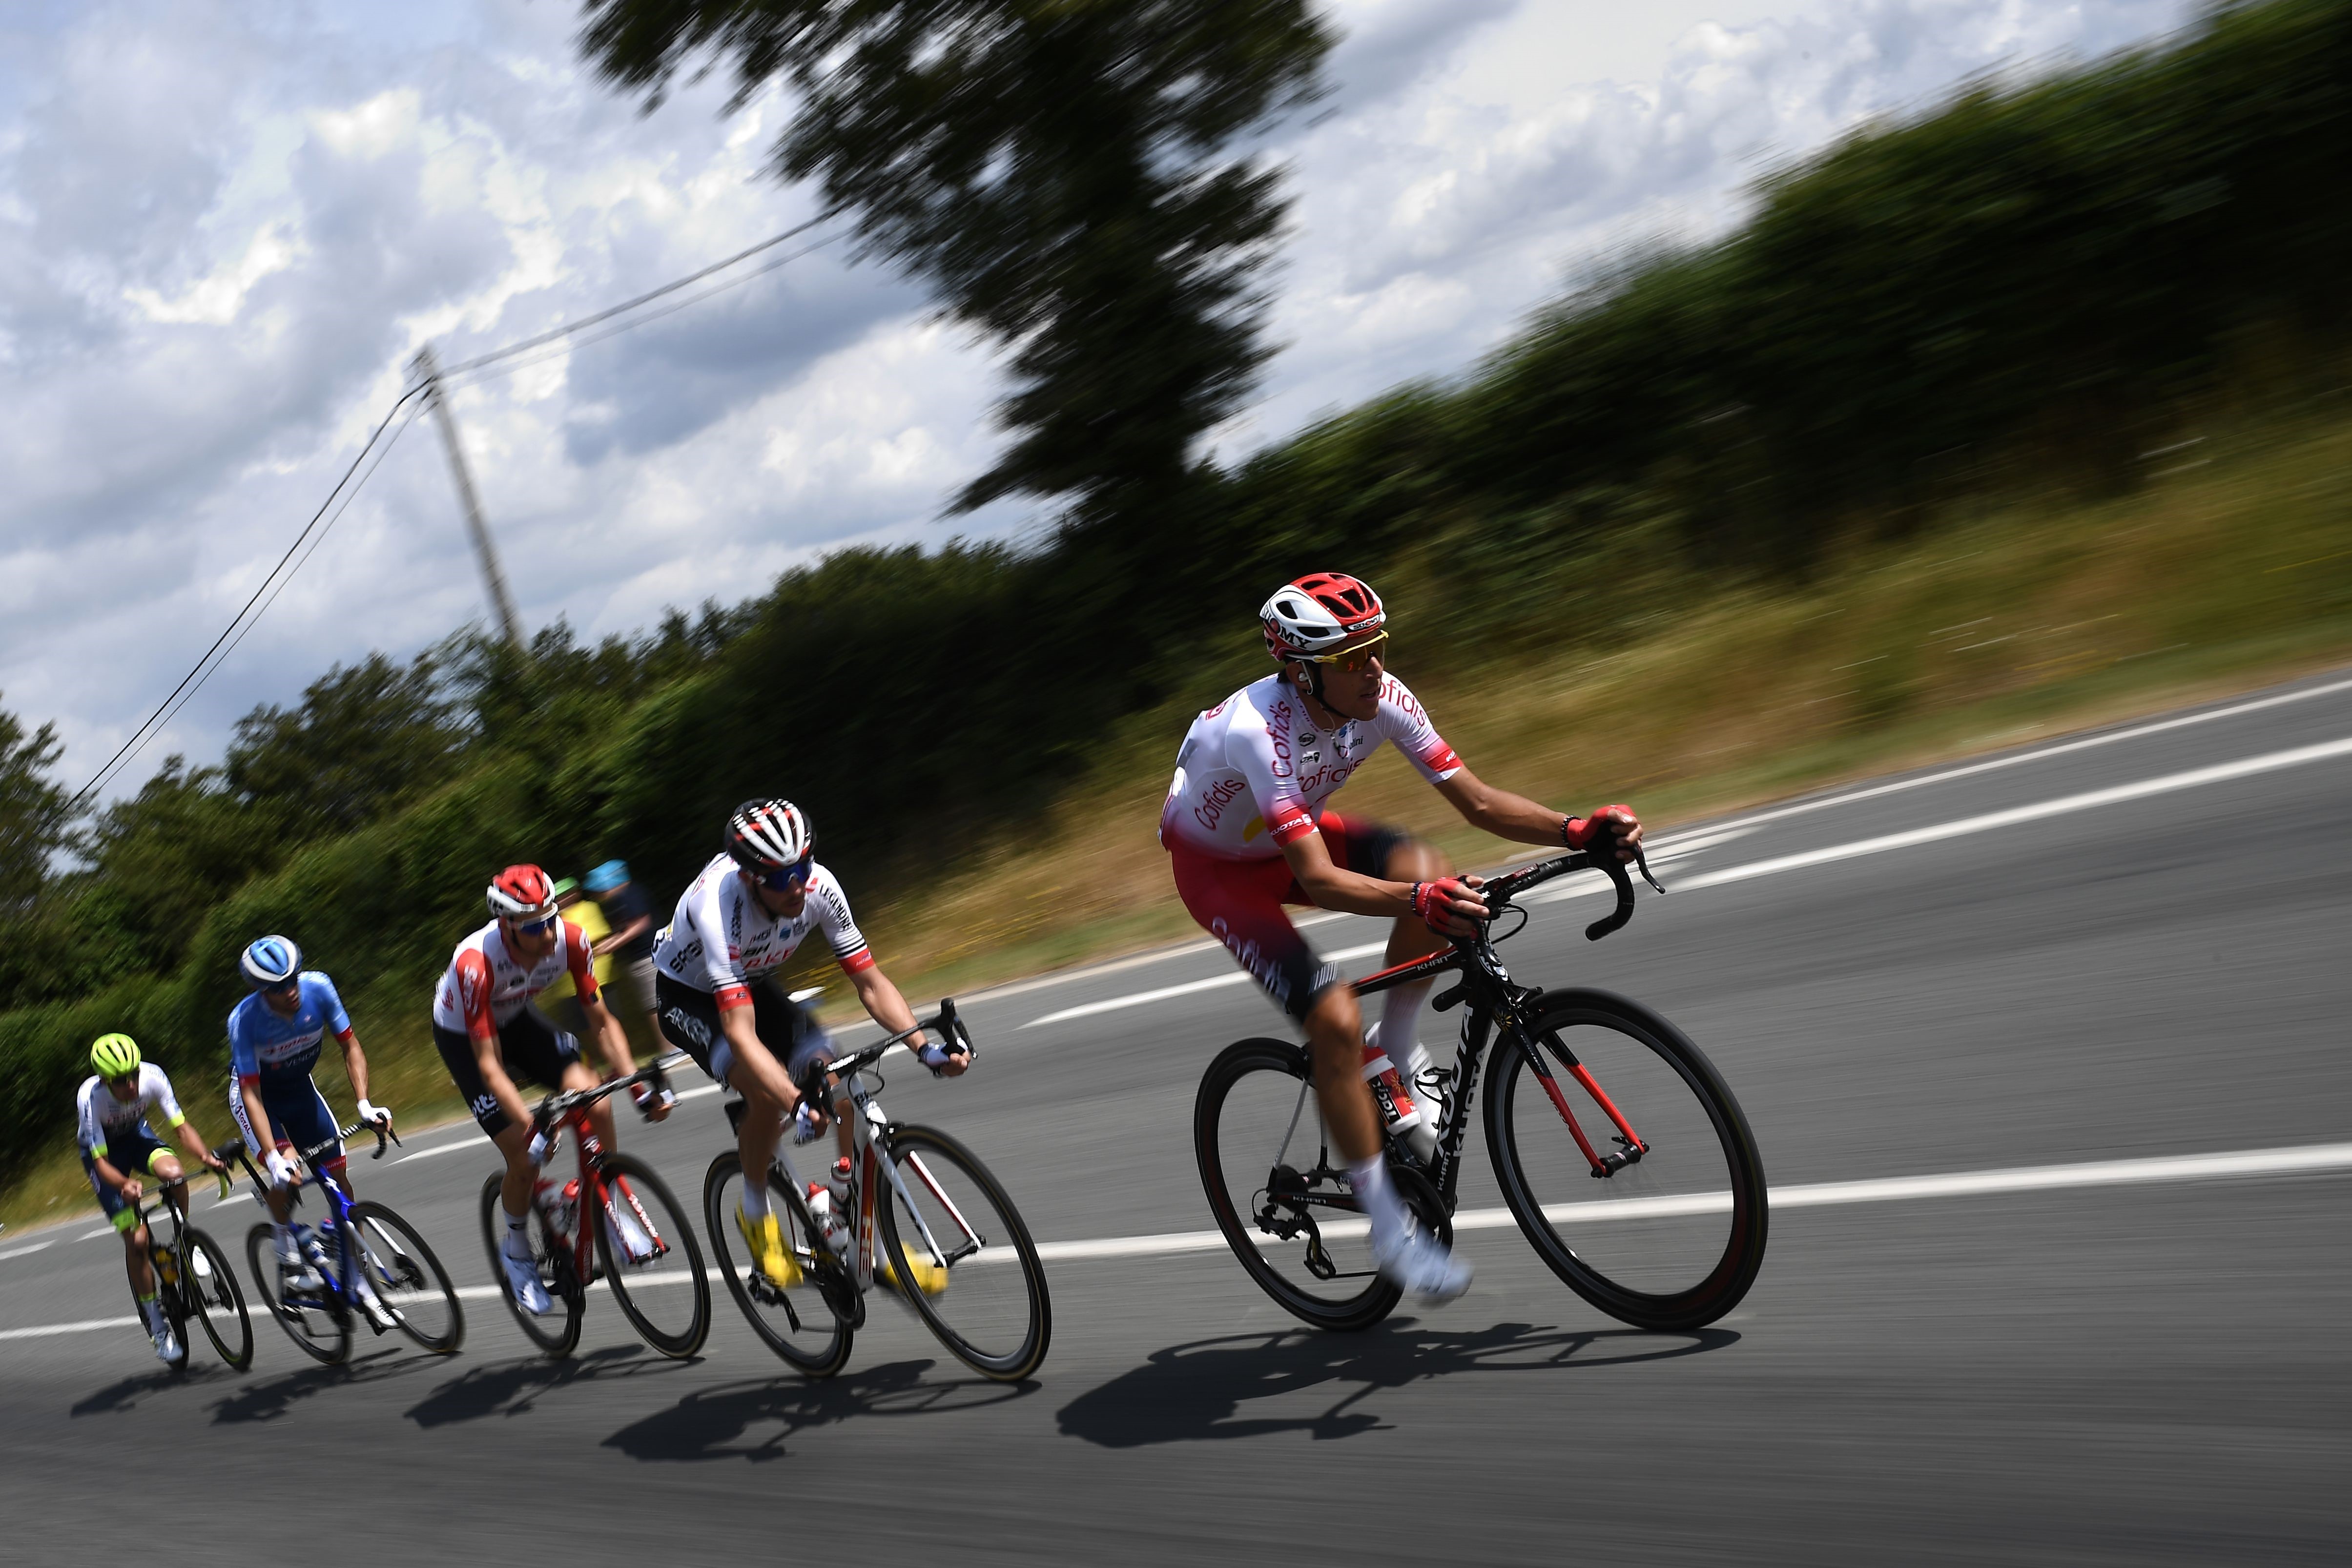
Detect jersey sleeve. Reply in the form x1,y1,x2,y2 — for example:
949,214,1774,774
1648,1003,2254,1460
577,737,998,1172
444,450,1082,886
684,871,752,1010
560,920,602,1004
1375,676,1463,784
451,949,498,1040
227,1001,261,1084
1233,692,1320,847
311,973,353,1038
809,870,874,974
144,1064,186,1131
76,1081,107,1157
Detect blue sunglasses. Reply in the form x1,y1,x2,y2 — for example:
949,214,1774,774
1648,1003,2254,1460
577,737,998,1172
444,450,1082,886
512,913,561,936
759,858,814,892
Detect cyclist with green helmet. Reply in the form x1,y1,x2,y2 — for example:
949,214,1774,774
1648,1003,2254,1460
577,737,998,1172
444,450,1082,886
76,1034,228,1364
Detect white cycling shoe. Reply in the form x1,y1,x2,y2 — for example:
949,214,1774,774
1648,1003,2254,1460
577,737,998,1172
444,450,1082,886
1374,1228,1473,1303
150,1321,184,1365
501,1245,552,1316
277,1239,324,1295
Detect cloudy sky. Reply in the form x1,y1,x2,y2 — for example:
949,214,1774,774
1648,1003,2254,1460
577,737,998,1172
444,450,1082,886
0,0,2196,800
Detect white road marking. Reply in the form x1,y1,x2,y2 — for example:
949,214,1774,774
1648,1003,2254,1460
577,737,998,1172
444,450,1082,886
1014,1139,2352,1263
1672,735,2352,895
5,1141,2346,1343
0,1241,54,1263
1704,674,2352,834
1025,942,1390,1029
1028,736,2352,1026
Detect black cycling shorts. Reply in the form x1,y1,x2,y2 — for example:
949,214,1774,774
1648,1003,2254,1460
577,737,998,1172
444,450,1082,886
655,971,832,1091
434,1008,583,1137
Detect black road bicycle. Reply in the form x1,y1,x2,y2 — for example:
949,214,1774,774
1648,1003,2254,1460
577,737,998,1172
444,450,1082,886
1196,845,1768,1332
126,1146,252,1373
703,1001,1051,1383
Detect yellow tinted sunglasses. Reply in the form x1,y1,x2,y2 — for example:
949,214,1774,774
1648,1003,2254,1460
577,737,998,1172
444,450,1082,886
1306,631,1388,672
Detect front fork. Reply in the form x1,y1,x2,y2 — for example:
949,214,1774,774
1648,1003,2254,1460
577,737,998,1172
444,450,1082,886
1515,1027,1649,1176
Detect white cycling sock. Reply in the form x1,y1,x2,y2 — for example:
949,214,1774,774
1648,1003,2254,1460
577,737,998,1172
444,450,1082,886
502,1207,532,1258
273,1221,294,1251
739,1181,769,1221
1349,1155,1408,1252
1381,990,1429,1073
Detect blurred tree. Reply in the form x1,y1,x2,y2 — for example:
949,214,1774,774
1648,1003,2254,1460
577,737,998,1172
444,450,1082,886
225,651,471,840
576,0,1332,528
0,701,72,915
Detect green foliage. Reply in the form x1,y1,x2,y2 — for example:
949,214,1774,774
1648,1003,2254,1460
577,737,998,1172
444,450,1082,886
576,0,1333,523
7,0,2352,1182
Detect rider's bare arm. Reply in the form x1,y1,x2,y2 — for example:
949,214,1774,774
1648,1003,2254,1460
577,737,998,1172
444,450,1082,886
237,1079,279,1158
717,1005,815,1122
578,989,637,1081
472,1032,537,1135
845,962,963,1073
1436,768,1644,860
333,1027,374,1115
1279,830,1485,927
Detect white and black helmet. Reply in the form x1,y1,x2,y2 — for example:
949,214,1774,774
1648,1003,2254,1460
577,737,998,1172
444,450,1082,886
724,798,813,873
240,934,302,989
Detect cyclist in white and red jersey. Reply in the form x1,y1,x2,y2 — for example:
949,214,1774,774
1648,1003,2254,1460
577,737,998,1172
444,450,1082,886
433,863,669,1315
653,799,967,1292
1162,572,1644,1302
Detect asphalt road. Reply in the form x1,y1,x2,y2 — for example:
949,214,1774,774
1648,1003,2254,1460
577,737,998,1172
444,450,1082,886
4,672,2348,1565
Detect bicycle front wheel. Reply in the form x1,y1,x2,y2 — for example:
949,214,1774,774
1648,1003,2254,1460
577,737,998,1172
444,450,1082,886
1485,989,1767,1330
595,1153,708,1359
184,1228,251,1371
247,1222,351,1365
1196,1039,1403,1333
876,1124,1051,1382
348,1201,464,1355
703,1151,854,1378
477,1173,583,1358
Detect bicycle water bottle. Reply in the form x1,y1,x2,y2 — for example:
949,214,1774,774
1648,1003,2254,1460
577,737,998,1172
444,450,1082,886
1362,1033,1439,1165
555,1179,581,1238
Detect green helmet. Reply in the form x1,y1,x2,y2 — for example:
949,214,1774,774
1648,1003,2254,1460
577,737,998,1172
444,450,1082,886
90,1033,142,1079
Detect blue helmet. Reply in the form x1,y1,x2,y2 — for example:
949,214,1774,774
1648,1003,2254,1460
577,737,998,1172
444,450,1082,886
584,860,630,894
240,935,302,989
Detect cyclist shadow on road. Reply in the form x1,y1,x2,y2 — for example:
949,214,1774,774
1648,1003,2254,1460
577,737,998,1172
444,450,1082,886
404,1344,692,1428
602,1358,1037,1463
207,1348,424,1425
69,1362,242,1417
1058,1320,1737,1448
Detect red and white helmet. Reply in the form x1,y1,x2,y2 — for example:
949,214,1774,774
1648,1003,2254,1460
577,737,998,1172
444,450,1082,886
1260,573,1385,660
725,798,813,873
486,864,558,922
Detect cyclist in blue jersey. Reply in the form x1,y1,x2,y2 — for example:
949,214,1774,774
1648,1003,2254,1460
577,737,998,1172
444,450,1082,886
226,935,393,1325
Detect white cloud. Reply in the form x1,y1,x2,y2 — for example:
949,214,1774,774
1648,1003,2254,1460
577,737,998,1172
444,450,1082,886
0,0,2199,798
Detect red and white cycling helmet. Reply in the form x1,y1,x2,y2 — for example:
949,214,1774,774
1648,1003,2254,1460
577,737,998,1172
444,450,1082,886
486,864,559,923
1260,572,1385,660
725,798,813,874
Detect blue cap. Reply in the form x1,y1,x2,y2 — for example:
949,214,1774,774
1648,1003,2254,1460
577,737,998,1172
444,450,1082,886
584,860,630,893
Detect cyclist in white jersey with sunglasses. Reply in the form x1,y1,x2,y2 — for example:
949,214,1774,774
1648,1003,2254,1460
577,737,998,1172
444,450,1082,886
653,799,968,1292
1161,572,1645,1302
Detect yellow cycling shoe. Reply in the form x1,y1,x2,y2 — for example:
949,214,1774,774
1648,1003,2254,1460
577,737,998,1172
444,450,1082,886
736,1206,801,1289
878,1248,949,1298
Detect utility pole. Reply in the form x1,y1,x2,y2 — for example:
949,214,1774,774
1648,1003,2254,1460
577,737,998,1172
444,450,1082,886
412,345,524,650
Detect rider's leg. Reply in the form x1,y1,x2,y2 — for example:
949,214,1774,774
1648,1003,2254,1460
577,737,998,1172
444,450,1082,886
494,1120,537,1232
1375,838,1451,1065
1301,984,1413,1252
121,1225,154,1298
731,1067,784,1215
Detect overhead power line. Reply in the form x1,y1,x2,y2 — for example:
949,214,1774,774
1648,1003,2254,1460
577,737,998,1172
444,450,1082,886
67,218,836,807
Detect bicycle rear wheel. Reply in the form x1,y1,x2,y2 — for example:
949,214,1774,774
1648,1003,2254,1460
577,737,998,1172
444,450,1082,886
1485,989,1767,1331
876,1124,1051,1382
1196,1038,1407,1332
247,1222,351,1365
348,1201,463,1355
703,1151,855,1377
595,1153,708,1359
184,1227,251,1371
476,1174,584,1358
